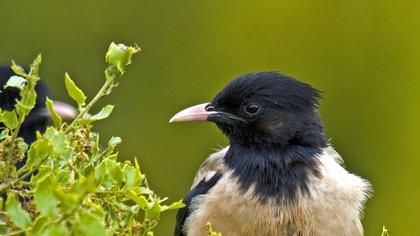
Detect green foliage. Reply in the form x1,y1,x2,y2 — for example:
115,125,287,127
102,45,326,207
0,43,184,235
64,73,86,107
46,98,62,128
206,222,222,236
381,226,389,236
106,42,139,75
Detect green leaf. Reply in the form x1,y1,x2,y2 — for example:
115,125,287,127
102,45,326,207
133,158,145,183
95,159,123,187
145,201,161,220
29,54,42,79
161,200,185,212
2,110,18,129
105,159,123,184
11,61,27,77
381,226,389,236
108,136,122,146
32,216,48,235
105,42,140,74
40,223,68,236
82,105,114,125
0,221,7,235
16,87,37,116
74,213,107,236
0,129,9,140
6,193,32,230
44,127,73,160
138,187,153,195
122,164,137,188
27,138,51,167
95,161,107,184
5,75,26,90
56,167,71,184
71,174,97,195
64,73,86,107
34,175,58,217
207,222,222,236
126,190,148,208
46,98,62,128
16,138,28,152
26,54,42,82
53,187,80,212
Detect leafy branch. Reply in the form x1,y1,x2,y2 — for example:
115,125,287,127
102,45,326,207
0,42,184,235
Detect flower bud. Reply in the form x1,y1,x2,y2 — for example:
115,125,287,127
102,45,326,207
105,42,140,74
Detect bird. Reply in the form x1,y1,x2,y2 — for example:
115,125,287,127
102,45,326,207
0,65,76,166
170,72,371,236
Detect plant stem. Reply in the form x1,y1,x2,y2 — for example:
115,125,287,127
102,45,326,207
65,69,116,133
5,230,25,236
5,115,26,162
5,81,38,162
0,169,34,193
0,158,45,193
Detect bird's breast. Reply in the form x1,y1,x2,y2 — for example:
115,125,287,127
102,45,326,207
185,147,370,236
186,172,311,236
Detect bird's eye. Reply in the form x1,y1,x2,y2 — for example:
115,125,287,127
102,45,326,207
205,105,215,111
244,103,261,115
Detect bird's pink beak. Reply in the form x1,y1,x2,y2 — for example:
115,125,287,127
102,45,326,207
52,101,77,120
169,102,216,123
30,100,77,123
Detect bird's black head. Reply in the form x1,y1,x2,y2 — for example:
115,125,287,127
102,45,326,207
0,66,76,144
171,72,327,148
0,66,48,112
0,66,50,144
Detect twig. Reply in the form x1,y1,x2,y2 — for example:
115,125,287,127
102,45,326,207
65,70,116,133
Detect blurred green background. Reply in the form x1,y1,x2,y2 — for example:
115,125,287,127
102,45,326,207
1,0,419,235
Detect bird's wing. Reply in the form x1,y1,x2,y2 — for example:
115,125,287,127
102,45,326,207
191,146,228,188
174,147,228,236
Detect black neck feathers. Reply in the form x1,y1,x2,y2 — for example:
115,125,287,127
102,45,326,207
224,143,324,204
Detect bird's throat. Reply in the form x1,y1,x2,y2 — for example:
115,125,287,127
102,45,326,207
224,143,323,204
